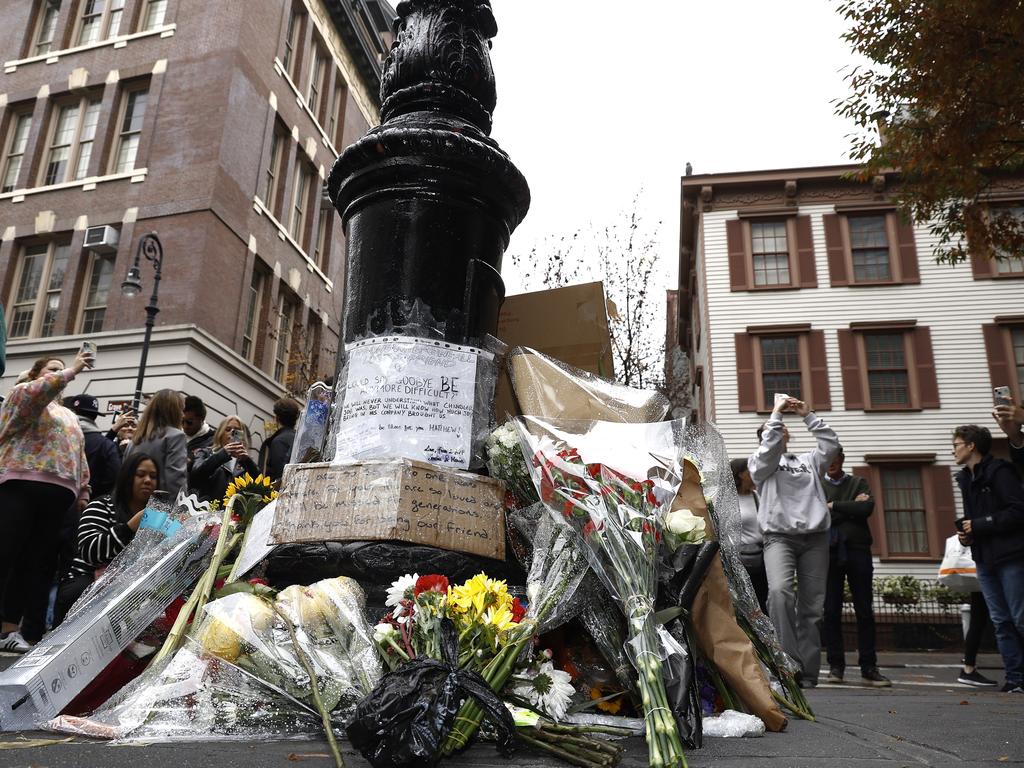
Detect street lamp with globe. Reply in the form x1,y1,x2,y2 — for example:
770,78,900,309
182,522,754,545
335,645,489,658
121,232,164,413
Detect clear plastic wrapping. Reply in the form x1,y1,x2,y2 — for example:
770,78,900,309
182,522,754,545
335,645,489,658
0,513,215,730
514,414,689,767
291,381,334,464
507,346,669,423
326,335,506,470
192,577,382,715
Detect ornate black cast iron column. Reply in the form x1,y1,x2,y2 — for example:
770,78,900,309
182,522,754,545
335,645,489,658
327,0,530,348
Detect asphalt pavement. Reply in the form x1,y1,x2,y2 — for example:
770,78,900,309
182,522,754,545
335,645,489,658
0,652,1021,768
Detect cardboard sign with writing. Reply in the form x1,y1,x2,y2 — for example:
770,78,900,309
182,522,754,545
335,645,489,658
271,460,506,561
496,281,615,418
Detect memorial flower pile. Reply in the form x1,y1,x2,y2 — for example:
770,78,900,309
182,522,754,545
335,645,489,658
519,428,690,768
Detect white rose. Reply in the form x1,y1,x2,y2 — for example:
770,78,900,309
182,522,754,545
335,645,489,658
373,623,396,644
665,509,706,542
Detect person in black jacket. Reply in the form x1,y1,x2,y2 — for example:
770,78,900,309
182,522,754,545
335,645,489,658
821,447,890,687
64,394,121,497
953,424,1024,693
259,397,300,484
188,416,259,502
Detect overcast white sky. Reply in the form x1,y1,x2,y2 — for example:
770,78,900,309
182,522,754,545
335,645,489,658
476,0,862,294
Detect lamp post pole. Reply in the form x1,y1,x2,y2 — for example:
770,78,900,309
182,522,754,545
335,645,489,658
121,233,164,413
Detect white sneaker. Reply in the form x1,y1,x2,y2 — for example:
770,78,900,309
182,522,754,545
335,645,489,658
0,631,32,654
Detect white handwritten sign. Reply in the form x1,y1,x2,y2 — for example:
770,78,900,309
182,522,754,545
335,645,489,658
271,460,506,560
333,336,483,470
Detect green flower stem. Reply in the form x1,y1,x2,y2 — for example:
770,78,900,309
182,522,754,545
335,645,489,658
383,635,410,662
272,605,345,768
518,731,611,768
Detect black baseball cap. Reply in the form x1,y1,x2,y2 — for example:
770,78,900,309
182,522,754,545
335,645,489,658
64,393,100,420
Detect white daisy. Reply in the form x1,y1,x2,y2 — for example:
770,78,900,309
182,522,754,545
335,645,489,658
385,573,419,608
514,661,575,721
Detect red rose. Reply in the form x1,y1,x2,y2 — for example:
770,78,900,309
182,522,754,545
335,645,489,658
511,597,526,623
248,577,269,587
562,500,575,519
647,490,657,505
414,574,450,596
586,463,602,479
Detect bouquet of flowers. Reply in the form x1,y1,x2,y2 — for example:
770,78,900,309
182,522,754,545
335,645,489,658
364,572,625,768
516,416,690,768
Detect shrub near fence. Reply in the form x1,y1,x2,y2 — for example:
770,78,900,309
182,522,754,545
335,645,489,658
836,578,992,652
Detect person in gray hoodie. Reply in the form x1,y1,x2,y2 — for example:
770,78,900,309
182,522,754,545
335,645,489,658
748,395,839,687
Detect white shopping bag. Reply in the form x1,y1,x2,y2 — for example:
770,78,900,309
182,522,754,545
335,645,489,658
937,534,979,592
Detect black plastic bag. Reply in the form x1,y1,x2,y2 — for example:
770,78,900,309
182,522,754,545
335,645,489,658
346,619,517,768
656,540,720,749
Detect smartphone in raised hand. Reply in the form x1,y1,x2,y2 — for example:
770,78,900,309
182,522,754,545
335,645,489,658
994,386,1013,407
79,341,97,368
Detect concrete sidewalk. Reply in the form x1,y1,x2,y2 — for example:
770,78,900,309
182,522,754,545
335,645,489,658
0,652,1020,767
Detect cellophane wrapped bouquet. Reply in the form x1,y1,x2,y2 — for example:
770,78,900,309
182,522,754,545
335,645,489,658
515,415,691,768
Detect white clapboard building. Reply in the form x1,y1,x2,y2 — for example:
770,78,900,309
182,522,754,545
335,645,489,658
677,164,1024,577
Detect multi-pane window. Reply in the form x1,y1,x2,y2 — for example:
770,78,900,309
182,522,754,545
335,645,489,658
77,0,126,45
313,203,331,269
865,332,910,407
241,270,264,361
849,215,892,281
113,88,148,173
282,5,304,81
8,242,70,339
263,123,288,216
328,81,347,148
273,297,295,383
307,45,324,116
2,113,32,193
34,0,62,55
881,467,928,555
1013,327,1024,398
750,221,790,286
760,335,802,402
290,161,311,245
142,0,168,30
80,252,115,333
995,206,1024,274
43,97,101,185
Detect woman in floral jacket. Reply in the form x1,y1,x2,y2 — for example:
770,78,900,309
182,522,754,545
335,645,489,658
0,348,92,653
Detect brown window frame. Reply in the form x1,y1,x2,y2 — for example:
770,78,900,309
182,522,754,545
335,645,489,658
75,0,127,46
735,324,831,413
40,92,103,186
273,291,297,384
726,214,817,292
289,157,318,250
241,268,265,362
824,209,920,287
111,83,149,174
306,40,328,121
856,459,953,562
970,203,1024,279
282,3,306,83
77,249,117,334
7,239,72,340
1,109,33,193
327,79,348,148
264,120,288,218
838,322,940,411
982,317,1024,403
31,0,63,56
141,0,169,31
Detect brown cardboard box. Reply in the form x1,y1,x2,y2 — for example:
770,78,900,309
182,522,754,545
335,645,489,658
271,460,506,560
495,281,615,418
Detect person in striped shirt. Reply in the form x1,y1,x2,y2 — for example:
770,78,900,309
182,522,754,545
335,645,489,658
52,452,159,627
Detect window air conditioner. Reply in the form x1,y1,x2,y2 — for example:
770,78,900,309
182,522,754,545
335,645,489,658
84,225,119,254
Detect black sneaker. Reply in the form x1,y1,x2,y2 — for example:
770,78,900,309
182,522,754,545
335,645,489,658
825,667,844,684
861,668,892,687
1001,682,1024,693
958,669,998,687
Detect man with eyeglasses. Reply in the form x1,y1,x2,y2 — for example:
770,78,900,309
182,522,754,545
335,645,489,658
952,424,1024,694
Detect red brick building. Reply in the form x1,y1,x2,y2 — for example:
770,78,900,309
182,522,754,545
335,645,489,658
0,0,393,442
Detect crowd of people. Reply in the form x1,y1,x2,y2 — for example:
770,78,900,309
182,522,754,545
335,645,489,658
735,396,1024,694
0,348,301,654
0,347,1021,700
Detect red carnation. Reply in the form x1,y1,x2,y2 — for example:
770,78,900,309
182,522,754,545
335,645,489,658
582,520,604,538
586,463,602,479
511,597,526,623
414,574,450,596
562,499,575,519
647,490,657,505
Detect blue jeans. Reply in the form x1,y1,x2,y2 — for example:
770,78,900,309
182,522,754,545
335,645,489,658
976,559,1024,686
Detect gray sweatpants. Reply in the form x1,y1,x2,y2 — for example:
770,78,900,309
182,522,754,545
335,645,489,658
763,530,830,682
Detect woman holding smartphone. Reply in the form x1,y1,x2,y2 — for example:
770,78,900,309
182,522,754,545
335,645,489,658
0,348,93,653
188,415,258,502
126,389,187,499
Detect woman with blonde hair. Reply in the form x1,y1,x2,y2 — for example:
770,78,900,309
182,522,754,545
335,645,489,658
188,415,259,502
126,389,187,498
0,348,92,653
